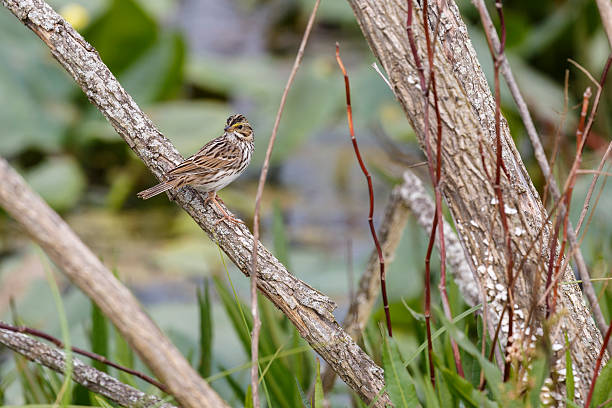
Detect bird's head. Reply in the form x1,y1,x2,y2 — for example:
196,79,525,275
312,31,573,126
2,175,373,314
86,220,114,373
224,114,253,142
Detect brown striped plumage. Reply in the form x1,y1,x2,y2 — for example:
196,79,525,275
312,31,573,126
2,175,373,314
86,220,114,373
137,114,254,223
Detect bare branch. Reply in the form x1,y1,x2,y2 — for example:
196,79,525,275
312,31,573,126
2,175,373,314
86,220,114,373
0,328,177,408
346,0,603,402
0,0,389,404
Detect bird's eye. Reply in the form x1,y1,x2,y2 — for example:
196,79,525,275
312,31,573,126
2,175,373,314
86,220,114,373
238,125,243,129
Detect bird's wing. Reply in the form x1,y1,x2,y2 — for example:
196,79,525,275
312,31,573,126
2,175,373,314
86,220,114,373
166,139,240,178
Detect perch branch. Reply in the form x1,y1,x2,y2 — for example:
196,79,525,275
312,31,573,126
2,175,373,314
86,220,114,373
1,0,389,404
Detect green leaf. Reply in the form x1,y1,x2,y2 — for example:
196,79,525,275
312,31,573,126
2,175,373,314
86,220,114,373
83,0,158,74
0,11,73,156
146,101,231,155
25,157,86,212
90,301,109,373
244,385,253,408
528,355,550,407
212,276,251,353
565,333,575,402
382,335,419,407
435,308,503,402
313,358,324,408
592,356,612,406
438,365,496,408
218,363,246,403
120,31,185,104
272,201,291,269
197,280,213,378
295,375,311,408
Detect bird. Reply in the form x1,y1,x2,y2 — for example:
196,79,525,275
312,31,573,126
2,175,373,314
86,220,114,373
137,114,254,224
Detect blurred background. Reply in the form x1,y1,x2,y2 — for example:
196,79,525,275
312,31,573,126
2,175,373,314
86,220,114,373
0,0,611,406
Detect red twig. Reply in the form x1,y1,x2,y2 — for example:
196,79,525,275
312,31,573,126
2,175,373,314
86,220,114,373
423,0,464,379
477,0,514,382
249,1,321,404
406,0,434,385
335,44,391,338
586,317,612,407
0,321,168,393
545,88,592,316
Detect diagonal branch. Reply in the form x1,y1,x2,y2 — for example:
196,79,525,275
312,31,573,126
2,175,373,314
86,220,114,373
346,0,603,402
473,0,611,353
1,0,389,405
0,327,177,408
0,156,227,408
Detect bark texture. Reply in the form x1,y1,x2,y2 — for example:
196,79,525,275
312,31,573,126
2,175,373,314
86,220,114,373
1,0,389,404
0,328,177,408
346,0,602,402
0,157,228,408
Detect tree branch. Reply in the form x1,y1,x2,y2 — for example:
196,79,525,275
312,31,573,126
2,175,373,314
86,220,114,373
0,328,177,408
1,0,389,404
346,0,603,402
0,156,228,408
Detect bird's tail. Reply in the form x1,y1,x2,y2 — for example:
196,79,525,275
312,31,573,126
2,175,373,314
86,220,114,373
137,182,173,200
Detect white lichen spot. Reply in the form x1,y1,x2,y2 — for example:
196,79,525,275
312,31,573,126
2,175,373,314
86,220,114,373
552,343,563,352
504,204,517,215
490,197,498,205
487,266,496,280
514,227,525,237
495,283,504,291
470,220,479,228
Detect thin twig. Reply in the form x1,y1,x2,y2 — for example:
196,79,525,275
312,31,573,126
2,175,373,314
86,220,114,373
575,55,612,234
335,43,391,337
476,0,515,382
406,0,435,386
249,1,321,404
422,0,464,378
0,321,167,392
0,328,176,408
473,0,612,355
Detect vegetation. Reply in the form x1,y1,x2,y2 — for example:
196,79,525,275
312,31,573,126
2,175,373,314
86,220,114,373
1,0,612,406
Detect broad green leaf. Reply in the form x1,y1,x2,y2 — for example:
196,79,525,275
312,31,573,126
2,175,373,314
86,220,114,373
121,32,185,104
438,365,496,408
436,309,503,402
83,0,157,74
592,356,612,406
25,157,86,212
382,336,419,407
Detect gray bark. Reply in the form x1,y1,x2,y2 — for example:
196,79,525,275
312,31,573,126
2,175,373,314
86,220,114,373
1,0,390,404
346,0,603,402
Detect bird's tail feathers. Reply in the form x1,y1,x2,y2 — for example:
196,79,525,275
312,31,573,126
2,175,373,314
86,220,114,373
137,182,173,200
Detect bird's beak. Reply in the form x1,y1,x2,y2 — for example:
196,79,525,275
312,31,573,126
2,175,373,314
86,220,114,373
224,125,232,131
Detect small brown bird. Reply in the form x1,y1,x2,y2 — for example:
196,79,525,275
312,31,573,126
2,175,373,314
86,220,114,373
137,114,254,224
